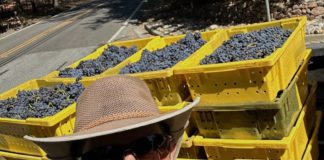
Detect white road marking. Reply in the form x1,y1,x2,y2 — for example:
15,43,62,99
0,21,42,41
107,0,146,43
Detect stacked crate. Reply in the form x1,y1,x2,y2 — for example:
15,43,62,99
0,16,321,160
0,80,193,160
0,79,94,159
0,29,221,159
174,17,321,160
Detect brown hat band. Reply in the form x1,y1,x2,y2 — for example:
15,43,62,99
79,111,159,132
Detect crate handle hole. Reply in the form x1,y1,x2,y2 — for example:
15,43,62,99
276,90,284,98
224,83,227,86
236,92,239,94
233,82,237,85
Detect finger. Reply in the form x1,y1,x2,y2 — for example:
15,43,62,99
124,154,136,160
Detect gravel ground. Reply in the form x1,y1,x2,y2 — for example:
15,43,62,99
141,0,324,36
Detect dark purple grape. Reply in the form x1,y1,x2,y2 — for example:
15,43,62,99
200,27,292,65
59,46,138,78
0,82,85,119
120,32,206,74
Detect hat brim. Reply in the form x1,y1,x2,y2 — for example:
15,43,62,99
24,98,199,159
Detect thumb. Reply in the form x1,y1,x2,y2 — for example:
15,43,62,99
124,153,136,160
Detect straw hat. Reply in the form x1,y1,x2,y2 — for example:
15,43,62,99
24,75,199,159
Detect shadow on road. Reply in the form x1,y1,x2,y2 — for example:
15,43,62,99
44,0,106,23
44,0,143,31
80,0,142,30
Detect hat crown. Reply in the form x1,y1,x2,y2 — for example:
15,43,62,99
75,76,159,132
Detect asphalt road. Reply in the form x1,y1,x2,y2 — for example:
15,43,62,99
0,0,144,92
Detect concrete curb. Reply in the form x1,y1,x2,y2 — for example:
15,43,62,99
144,23,163,36
306,34,324,45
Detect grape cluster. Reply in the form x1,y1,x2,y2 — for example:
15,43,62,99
200,27,292,65
120,33,206,74
59,46,138,78
0,82,85,119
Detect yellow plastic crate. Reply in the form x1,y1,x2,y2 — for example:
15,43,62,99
0,98,189,159
174,17,307,107
141,76,190,106
0,79,94,157
191,51,312,140
0,150,45,160
302,113,320,160
112,30,220,79
44,37,156,81
178,132,207,159
178,112,207,160
102,30,221,106
178,146,207,160
192,106,321,160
